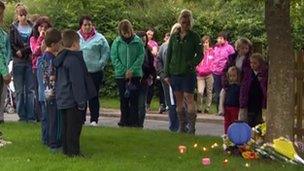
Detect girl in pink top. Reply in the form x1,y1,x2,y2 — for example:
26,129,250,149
196,36,214,113
212,32,235,115
30,16,52,70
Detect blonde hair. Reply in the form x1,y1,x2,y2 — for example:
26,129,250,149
117,19,134,36
178,9,194,29
170,23,181,35
250,53,265,65
234,37,253,53
227,66,240,84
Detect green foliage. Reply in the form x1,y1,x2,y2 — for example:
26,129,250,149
2,0,303,96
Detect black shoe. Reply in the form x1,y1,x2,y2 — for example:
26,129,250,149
0,120,4,124
197,110,202,113
117,122,126,127
204,109,209,114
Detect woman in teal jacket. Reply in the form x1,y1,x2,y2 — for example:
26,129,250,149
77,15,110,126
111,19,144,127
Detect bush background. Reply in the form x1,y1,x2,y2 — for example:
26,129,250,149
3,0,304,97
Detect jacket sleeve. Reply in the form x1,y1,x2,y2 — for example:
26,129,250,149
67,58,87,107
155,45,165,79
164,38,173,78
192,33,203,66
260,66,268,109
239,70,251,108
130,42,145,74
30,36,44,56
5,34,11,65
99,36,110,70
110,39,126,73
9,26,18,57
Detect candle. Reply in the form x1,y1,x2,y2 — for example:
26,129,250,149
178,145,187,154
223,159,228,164
202,158,211,165
193,143,198,148
245,163,250,167
203,147,207,151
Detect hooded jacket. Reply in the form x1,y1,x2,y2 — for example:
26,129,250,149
78,30,110,73
53,49,96,109
9,21,33,64
110,35,145,78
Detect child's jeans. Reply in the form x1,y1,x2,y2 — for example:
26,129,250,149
40,101,48,145
224,107,239,133
46,99,61,149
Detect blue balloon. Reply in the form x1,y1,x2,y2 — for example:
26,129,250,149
227,121,251,145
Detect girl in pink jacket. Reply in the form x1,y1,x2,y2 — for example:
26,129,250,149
212,32,235,115
196,36,214,113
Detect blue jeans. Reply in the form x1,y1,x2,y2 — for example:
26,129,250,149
13,63,35,121
138,83,148,128
40,101,48,145
46,99,61,148
213,74,222,112
161,80,179,132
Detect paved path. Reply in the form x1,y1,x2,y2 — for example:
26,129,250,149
4,109,224,136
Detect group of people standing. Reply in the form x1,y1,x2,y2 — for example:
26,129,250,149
0,2,268,156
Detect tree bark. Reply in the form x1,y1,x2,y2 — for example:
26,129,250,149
265,0,294,141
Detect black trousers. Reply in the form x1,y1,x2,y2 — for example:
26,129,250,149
61,107,83,156
116,77,140,127
87,71,103,123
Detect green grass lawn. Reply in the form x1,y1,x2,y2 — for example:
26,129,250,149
0,123,303,171
101,97,218,114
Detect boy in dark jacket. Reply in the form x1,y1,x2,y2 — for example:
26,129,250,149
53,30,96,157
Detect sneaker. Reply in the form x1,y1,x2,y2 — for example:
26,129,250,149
90,121,97,126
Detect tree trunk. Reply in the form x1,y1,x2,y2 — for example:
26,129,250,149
265,0,294,141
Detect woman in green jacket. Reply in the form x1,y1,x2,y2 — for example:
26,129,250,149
164,9,202,134
111,19,145,127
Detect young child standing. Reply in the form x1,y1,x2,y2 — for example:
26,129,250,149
240,53,268,127
37,28,62,149
196,35,214,114
0,2,12,124
53,30,96,157
30,16,52,122
223,66,240,133
212,32,235,115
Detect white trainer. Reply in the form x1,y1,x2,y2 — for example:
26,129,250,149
90,121,97,127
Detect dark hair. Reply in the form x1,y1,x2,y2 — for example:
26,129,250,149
0,1,5,10
44,28,61,47
217,31,228,41
62,29,80,48
79,15,92,28
201,35,212,46
32,16,52,38
136,31,148,47
165,32,170,37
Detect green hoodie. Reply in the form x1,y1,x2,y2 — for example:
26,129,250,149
164,30,202,77
110,35,145,78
